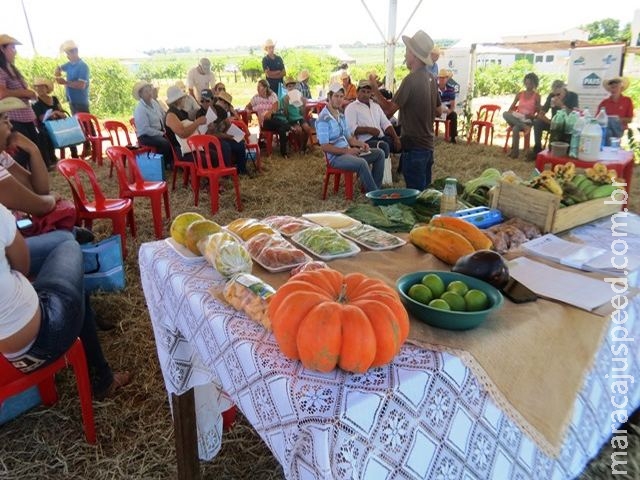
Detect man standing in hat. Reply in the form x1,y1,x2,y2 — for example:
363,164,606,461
262,39,286,94
369,30,440,190
428,45,441,76
345,79,401,158
529,79,578,159
55,40,90,115
187,58,215,102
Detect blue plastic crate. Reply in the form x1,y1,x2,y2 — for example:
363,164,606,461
0,386,42,425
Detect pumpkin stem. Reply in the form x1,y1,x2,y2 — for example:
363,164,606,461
337,282,348,303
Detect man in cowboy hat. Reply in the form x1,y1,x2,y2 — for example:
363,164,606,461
597,76,634,140
187,58,215,102
55,40,91,157
133,81,173,167
262,39,286,93
368,30,441,190
436,68,460,143
296,70,312,100
428,45,441,76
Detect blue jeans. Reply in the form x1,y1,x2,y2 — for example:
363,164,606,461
12,239,113,394
220,138,248,173
26,229,75,277
401,148,434,190
330,147,385,193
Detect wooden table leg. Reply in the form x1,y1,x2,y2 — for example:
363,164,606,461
172,388,200,480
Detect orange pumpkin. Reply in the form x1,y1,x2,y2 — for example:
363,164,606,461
268,269,410,373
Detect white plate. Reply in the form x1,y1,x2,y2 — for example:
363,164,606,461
164,238,206,262
338,224,406,251
302,212,360,230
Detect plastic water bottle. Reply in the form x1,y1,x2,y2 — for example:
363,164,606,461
578,118,602,161
596,108,608,149
569,114,584,158
440,178,458,215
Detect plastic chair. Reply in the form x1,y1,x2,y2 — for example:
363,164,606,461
129,117,136,130
503,125,532,154
103,120,155,178
467,104,501,146
251,112,275,157
166,135,197,195
106,146,171,239
434,118,451,140
230,119,261,172
186,134,243,214
0,338,96,443
57,158,135,257
75,113,112,166
322,152,357,201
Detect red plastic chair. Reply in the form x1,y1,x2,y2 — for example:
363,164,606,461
103,120,155,178
186,134,243,214
231,119,261,172
106,146,171,239
503,125,532,154
251,112,275,157
0,338,96,443
322,152,358,201
434,118,451,140
75,113,112,166
466,104,501,146
166,135,197,195
57,158,135,257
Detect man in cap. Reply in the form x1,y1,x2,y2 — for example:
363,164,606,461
344,79,401,158
187,58,215,102
262,39,286,93
529,79,579,160
369,30,441,190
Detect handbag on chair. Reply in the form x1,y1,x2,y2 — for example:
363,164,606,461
135,152,166,181
17,199,77,237
44,116,86,148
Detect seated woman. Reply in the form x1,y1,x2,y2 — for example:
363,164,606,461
31,77,78,167
316,85,385,193
436,69,459,143
245,79,290,158
163,86,209,164
597,77,634,142
503,72,541,159
0,202,130,399
195,89,248,174
132,81,173,168
282,76,313,153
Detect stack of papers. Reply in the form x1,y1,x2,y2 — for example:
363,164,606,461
522,234,640,276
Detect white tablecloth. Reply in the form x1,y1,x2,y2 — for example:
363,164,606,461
139,232,640,479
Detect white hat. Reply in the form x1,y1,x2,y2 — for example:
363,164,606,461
166,85,187,105
402,30,435,66
0,97,28,114
33,77,54,93
60,40,78,53
297,70,310,82
132,80,153,100
264,38,276,50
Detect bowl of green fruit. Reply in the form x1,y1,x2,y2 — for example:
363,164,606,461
396,271,504,330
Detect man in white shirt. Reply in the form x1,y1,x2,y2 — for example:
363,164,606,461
186,58,215,101
344,79,401,158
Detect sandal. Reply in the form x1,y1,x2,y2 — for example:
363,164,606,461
95,371,132,400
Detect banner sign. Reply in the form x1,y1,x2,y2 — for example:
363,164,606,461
567,44,625,114
442,47,474,114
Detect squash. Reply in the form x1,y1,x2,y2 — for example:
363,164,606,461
409,225,475,265
268,269,410,373
429,216,493,250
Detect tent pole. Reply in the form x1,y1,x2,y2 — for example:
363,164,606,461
385,0,397,91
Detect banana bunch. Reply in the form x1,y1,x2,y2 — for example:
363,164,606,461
525,170,564,196
585,162,618,184
552,162,575,183
568,174,618,201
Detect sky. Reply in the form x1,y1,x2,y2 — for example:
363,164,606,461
1,0,637,59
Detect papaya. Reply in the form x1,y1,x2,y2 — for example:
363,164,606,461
429,216,493,250
409,225,475,265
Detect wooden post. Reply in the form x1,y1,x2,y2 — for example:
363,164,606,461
171,389,200,480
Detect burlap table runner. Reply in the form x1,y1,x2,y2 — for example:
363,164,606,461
258,240,609,456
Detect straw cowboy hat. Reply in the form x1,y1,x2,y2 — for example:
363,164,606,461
438,68,453,79
297,70,309,82
132,80,152,100
356,79,372,90
33,77,54,93
60,40,78,53
0,34,21,46
264,38,276,50
0,97,28,114
216,91,233,107
402,30,435,66
166,85,187,105
284,76,297,86
603,76,630,93
431,45,441,55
